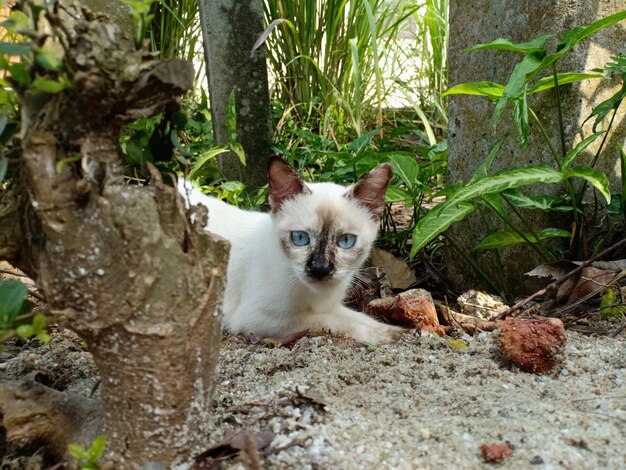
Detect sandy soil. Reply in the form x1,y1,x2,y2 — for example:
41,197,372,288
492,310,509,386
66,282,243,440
2,320,625,469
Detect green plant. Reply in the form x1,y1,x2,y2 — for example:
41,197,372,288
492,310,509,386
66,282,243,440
263,0,417,138
121,0,160,49
68,435,107,470
0,276,49,346
411,11,626,266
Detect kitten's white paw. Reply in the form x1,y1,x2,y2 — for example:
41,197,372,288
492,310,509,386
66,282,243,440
355,323,407,344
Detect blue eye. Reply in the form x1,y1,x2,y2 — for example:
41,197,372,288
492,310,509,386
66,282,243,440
337,234,357,249
290,230,310,246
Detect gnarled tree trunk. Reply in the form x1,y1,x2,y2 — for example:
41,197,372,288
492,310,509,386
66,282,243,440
0,1,228,467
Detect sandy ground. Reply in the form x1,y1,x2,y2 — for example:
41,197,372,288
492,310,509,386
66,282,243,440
204,326,626,469
2,319,625,469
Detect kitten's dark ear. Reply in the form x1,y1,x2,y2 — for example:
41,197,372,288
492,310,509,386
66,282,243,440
268,157,309,211
347,164,392,219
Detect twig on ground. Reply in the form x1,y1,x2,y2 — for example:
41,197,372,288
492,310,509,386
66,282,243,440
496,238,626,320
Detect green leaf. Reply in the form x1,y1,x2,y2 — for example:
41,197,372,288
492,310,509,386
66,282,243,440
0,280,28,326
476,228,570,250
502,189,573,212
37,332,51,344
68,444,89,460
561,132,604,169
0,11,31,32
16,324,35,337
600,288,626,317
566,166,611,204
557,10,626,54
229,142,246,166
528,72,603,94
56,154,82,173
448,165,564,207
471,135,507,181
481,193,506,217
442,81,504,99
584,81,626,132
385,186,412,204
87,435,107,461
411,165,565,258
512,93,529,148
32,313,46,330
494,52,545,124
34,40,64,71
31,74,71,93
8,63,31,85
467,34,551,54
411,201,476,258
188,146,230,179
386,154,420,191
0,41,31,56
449,338,468,350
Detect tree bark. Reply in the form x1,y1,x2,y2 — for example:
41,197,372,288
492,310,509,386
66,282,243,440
0,1,229,467
198,0,273,189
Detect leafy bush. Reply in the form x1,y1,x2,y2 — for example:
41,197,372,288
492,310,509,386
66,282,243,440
412,10,626,267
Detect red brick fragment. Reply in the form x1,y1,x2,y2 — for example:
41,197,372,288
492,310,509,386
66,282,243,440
497,318,567,373
480,443,513,462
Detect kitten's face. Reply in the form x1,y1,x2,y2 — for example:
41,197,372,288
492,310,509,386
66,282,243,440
267,158,392,290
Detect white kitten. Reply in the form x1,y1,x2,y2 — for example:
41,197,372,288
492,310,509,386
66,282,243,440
178,157,405,344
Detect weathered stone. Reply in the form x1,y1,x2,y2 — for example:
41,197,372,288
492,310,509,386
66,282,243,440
447,1,626,295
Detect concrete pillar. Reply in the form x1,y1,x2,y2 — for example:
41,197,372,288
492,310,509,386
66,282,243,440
198,0,272,190
447,0,626,295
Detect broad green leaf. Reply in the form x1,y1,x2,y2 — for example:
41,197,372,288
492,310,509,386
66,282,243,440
32,313,46,330
0,41,31,56
557,10,626,54
471,135,507,181
447,165,564,207
0,279,28,326
477,227,570,250
31,74,71,93
584,81,626,132
385,186,411,204
346,129,378,155
467,34,551,54
8,63,31,85
229,142,246,166
411,166,565,258
481,192,506,217
386,154,420,190
0,11,30,31
494,52,544,124
87,435,107,461
562,132,604,169
16,324,35,337
411,201,476,258
567,166,611,204
442,81,504,99
537,228,572,239
528,72,603,94
188,146,230,179
34,40,64,71
502,189,573,212
512,93,529,148
67,444,89,460
600,288,626,317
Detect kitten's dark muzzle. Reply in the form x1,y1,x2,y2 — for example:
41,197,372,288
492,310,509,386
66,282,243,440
306,257,334,280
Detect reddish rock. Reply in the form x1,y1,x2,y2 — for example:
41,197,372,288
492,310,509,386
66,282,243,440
366,289,445,335
497,318,567,373
480,443,513,462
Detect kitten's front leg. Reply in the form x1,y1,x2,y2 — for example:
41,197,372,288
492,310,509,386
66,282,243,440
304,306,406,344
